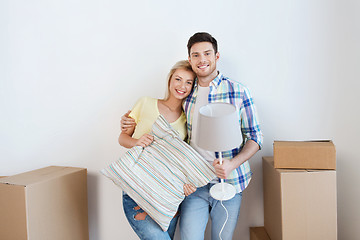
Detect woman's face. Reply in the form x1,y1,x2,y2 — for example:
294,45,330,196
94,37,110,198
168,68,195,100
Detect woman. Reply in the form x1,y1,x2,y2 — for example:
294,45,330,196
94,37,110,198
118,60,197,240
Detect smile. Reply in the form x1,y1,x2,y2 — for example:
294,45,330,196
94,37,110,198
198,64,209,69
176,90,186,94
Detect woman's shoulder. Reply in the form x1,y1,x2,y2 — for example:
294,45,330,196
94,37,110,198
133,96,157,106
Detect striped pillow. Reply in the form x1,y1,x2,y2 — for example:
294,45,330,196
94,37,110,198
101,115,216,231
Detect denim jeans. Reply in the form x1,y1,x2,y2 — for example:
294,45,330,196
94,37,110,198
122,193,179,240
179,183,242,240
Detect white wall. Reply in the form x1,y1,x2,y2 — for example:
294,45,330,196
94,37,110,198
1,0,359,239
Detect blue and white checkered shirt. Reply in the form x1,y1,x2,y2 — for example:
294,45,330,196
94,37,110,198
183,72,263,193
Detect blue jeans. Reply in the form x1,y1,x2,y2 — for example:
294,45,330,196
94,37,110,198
122,193,179,240
179,183,242,240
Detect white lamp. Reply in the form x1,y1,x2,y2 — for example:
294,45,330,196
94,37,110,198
196,103,243,201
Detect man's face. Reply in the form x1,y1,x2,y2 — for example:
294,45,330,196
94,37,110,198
188,42,219,81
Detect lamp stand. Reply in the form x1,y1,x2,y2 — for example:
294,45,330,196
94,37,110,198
209,152,236,201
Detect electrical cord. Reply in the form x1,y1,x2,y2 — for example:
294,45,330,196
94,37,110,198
219,200,229,240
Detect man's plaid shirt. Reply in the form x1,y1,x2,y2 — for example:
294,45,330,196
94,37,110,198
183,72,264,193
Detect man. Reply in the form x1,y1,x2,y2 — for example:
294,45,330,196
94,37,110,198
121,32,263,239
179,32,263,240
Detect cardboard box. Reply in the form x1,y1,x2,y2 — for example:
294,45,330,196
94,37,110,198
273,140,336,169
250,227,271,240
263,157,337,240
0,166,89,240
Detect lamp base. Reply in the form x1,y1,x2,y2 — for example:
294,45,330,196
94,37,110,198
210,182,236,201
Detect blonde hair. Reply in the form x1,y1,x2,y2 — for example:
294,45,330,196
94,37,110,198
164,60,195,100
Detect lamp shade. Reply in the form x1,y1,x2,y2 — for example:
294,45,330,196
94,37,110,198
196,103,242,152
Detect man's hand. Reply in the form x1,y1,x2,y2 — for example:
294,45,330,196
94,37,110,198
121,110,136,131
135,134,154,148
213,140,260,179
212,159,236,179
183,183,196,196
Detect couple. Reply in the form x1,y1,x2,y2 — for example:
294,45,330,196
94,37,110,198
118,32,263,240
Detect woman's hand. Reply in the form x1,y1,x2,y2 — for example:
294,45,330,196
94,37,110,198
121,110,136,131
183,183,196,196
135,134,154,148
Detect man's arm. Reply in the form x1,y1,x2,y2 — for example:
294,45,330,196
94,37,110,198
118,110,152,148
121,110,136,130
212,84,263,179
213,139,259,179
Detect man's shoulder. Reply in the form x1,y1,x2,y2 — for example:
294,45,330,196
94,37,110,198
219,74,249,92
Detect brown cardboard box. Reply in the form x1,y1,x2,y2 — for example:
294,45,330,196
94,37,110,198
0,166,89,240
273,140,336,169
250,227,271,240
263,157,337,240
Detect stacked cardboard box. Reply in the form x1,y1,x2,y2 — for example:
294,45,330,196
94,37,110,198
0,166,89,240
262,140,337,240
273,140,336,170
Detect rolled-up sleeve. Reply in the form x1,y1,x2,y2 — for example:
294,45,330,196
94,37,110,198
239,87,264,149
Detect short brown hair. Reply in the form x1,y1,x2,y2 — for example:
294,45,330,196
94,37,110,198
187,32,218,56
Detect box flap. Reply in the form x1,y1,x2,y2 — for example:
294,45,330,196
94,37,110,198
0,166,86,186
250,227,271,240
274,140,334,147
274,139,333,143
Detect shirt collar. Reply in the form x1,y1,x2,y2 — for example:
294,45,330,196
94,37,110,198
193,71,223,89
211,71,223,89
